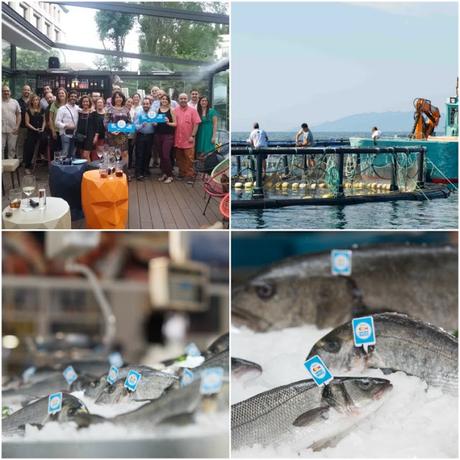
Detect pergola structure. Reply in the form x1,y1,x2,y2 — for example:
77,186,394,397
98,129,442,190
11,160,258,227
2,1,229,127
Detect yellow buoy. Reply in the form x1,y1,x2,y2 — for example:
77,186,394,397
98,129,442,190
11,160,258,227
299,183,307,189
292,182,299,190
310,183,317,190
234,182,243,189
244,182,253,189
275,182,282,189
282,182,289,189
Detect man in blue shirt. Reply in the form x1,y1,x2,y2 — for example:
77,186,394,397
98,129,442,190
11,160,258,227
134,97,155,181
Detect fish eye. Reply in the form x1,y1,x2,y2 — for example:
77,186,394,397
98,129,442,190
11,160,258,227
67,407,76,416
356,380,373,391
323,339,341,353
255,282,276,300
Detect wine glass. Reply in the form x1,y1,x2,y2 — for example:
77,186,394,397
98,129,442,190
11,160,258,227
114,148,121,167
97,146,104,163
22,175,36,211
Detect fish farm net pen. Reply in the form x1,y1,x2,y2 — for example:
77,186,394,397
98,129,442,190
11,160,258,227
230,146,452,205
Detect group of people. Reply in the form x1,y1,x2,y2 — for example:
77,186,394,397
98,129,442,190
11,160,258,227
2,83,219,183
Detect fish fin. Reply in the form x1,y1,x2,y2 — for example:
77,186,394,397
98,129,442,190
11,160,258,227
293,406,330,427
28,423,44,430
380,368,397,375
309,427,352,452
159,412,195,426
74,413,106,428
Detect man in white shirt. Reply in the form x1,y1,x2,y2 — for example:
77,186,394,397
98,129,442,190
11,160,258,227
55,91,79,158
371,126,382,144
2,85,21,160
188,89,199,109
247,122,269,148
247,122,269,175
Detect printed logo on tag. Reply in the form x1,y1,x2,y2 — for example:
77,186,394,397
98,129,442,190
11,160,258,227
107,365,119,385
185,342,201,357
331,249,352,276
304,355,334,386
63,365,78,385
200,367,224,395
109,352,123,368
181,368,194,387
117,120,126,129
48,392,63,415
352,316,376,351
124,370,142,392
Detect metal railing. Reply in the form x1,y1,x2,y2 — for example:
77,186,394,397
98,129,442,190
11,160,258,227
231,146,427,198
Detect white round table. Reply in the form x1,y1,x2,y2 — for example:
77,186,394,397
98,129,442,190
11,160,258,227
2,197,71,229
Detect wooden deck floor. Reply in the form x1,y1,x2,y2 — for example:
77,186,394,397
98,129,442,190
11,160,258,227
2,161,223,229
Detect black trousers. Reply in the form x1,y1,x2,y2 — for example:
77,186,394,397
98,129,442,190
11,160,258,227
24,131,40,169
135,133,153,177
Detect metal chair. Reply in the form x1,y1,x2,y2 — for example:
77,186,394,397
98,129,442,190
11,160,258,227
202,158,229,216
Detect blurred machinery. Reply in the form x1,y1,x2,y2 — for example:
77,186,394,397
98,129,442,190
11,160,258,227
2,231,228,374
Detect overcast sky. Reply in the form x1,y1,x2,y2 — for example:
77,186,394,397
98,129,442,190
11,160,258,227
60,5,141,70
231,2,458,131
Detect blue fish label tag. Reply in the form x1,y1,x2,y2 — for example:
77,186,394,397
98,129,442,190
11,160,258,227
22,366,36,383
109,352,123,368
107,365,119,385
352,316,376,352
185,342,201,357
63,366,78,385
304,355,334,386
124,370,142,392
181,368,194,387
48,392,63,415
108,121,136,133
331,249,352,276
200,367,224,395
138,113,167,123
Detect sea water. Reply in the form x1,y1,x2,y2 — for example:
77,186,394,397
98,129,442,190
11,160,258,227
231,132,458,229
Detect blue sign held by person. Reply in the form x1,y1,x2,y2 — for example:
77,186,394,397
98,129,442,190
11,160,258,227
352,316,376,352
304,355,334,386
63,366,78,385
107,365,119,385
48,392,63,415
138,112,167,124
331,249,352,276
124,370,142,392
108,120,136,134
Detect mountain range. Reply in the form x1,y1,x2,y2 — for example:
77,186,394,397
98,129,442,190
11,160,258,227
311,111,415,132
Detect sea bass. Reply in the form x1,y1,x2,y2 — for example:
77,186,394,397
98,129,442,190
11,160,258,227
231,358,263,379
2,393,89,436
77,379,203,428
231,377,392,450
2,373,93,407
84,365,158,400
307,313,458,395
232,245,458,331
94,368,178,405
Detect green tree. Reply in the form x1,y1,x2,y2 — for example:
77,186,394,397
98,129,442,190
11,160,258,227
94,11,136,71
15,48,64,70
138,2,228,72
